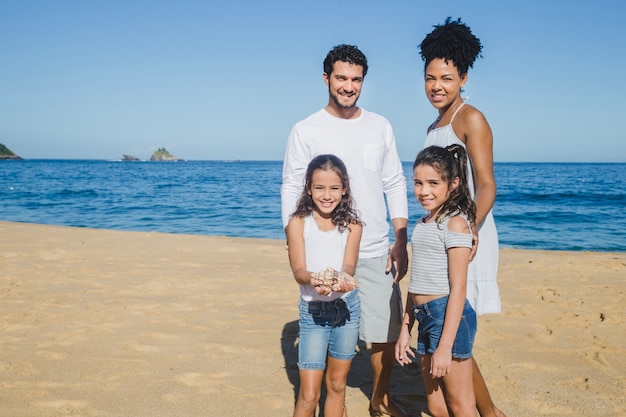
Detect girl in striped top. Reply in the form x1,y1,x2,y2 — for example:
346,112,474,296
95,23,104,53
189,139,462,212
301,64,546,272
395,144,478,417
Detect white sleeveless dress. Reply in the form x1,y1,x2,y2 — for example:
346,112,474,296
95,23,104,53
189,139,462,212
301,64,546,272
423,103,501,314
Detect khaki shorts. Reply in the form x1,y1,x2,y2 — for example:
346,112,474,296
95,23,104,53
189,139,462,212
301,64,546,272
356,255,403,343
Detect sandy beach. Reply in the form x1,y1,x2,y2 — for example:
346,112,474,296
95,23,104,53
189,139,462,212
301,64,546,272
1,221,624,417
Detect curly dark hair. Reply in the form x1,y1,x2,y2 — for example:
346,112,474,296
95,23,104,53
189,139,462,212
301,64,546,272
413,144,476,225
323,44,368,77
419,17,483,76
291,154,361,232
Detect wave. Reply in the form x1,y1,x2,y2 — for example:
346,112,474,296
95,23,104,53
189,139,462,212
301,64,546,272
2,160,625,252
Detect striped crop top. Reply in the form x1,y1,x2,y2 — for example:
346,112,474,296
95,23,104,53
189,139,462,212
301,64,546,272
409,214,473,295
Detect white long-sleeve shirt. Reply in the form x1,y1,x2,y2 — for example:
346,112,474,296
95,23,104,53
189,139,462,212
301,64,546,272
281,108,408,259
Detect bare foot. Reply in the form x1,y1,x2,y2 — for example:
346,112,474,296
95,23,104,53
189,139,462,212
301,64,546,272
369,398,409,417
494,407,507,417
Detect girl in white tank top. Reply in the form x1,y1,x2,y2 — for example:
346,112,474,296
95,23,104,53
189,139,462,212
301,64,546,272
285,154,362,417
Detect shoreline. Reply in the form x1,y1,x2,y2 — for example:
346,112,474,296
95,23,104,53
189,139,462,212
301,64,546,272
2,220,623,254
1,221,624,416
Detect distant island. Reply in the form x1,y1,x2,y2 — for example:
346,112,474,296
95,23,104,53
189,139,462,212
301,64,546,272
149,147,183,162
0,143,22,160
121,154,140,161
1,143,183,161
120,149,182,161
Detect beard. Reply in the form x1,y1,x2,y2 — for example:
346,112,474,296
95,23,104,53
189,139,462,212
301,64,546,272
329,88,359,109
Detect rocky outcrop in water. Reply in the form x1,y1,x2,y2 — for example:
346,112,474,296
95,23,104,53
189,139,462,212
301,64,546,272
150,148,182,161
0,143,22,160
121,154,140,161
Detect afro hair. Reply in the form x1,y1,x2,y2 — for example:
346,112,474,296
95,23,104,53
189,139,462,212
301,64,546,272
419,17,483,76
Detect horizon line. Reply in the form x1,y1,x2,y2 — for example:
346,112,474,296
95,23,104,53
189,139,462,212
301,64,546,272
2,158,625,164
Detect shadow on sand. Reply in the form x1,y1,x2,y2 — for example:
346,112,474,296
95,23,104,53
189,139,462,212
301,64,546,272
281,320,430,416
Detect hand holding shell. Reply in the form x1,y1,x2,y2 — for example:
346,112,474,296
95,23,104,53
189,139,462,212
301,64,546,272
311,267,358,296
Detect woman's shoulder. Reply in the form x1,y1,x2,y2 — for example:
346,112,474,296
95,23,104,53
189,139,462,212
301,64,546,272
457,103,488,125
453,103,492,145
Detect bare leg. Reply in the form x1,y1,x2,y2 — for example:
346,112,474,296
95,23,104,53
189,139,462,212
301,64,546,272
421,356,506,417
422,355,476,417
472,358,506,417
324,357,352,417
293,369,324,417
420,354,448,417
369,342,408,417
442,358,475,417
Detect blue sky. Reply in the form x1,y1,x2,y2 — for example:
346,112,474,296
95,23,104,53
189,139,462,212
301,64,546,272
1,0,625,162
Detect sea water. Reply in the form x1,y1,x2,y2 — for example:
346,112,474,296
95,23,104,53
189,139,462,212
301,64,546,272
1,160,624,252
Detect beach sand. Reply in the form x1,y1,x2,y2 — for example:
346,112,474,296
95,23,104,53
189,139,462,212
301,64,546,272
1,221,624,417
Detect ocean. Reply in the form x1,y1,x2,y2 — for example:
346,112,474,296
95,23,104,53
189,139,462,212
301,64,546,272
1,160,625,252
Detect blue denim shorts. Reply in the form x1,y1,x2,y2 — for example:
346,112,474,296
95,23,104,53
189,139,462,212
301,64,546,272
297,290,361,370
413,296,476,359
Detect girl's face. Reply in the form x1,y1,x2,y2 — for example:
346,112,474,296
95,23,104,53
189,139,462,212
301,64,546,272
308,168,345,218
424,58,468,111
413,164,458,214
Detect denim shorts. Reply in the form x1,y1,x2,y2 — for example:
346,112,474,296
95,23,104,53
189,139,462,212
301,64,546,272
413,296,476,359
297,290,361,370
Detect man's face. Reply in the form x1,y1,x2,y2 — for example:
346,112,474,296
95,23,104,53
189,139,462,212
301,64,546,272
324,61,364,110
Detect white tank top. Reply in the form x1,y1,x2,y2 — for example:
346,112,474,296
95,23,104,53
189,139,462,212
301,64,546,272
425,103,475,196
300,214,349,302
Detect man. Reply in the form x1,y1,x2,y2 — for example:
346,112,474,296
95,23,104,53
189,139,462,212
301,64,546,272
281,44,409,417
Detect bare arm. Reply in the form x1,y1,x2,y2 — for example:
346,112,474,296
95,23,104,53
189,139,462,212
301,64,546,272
388,217,408,283
341,222,362,277
320,222,363,293
461,108,496,227
395,292,416,365
286,216,313,285
429,216,471,378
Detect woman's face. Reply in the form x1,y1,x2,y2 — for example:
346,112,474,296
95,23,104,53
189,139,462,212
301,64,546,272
424,58,468,110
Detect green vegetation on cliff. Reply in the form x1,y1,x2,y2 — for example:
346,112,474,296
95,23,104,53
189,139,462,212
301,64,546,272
0,143,22,160
150,147,181,161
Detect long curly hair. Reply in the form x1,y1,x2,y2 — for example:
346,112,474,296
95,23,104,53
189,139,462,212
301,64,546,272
291,154,361,232
419,17,483,76
323,44,369,77
413,145,476,225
